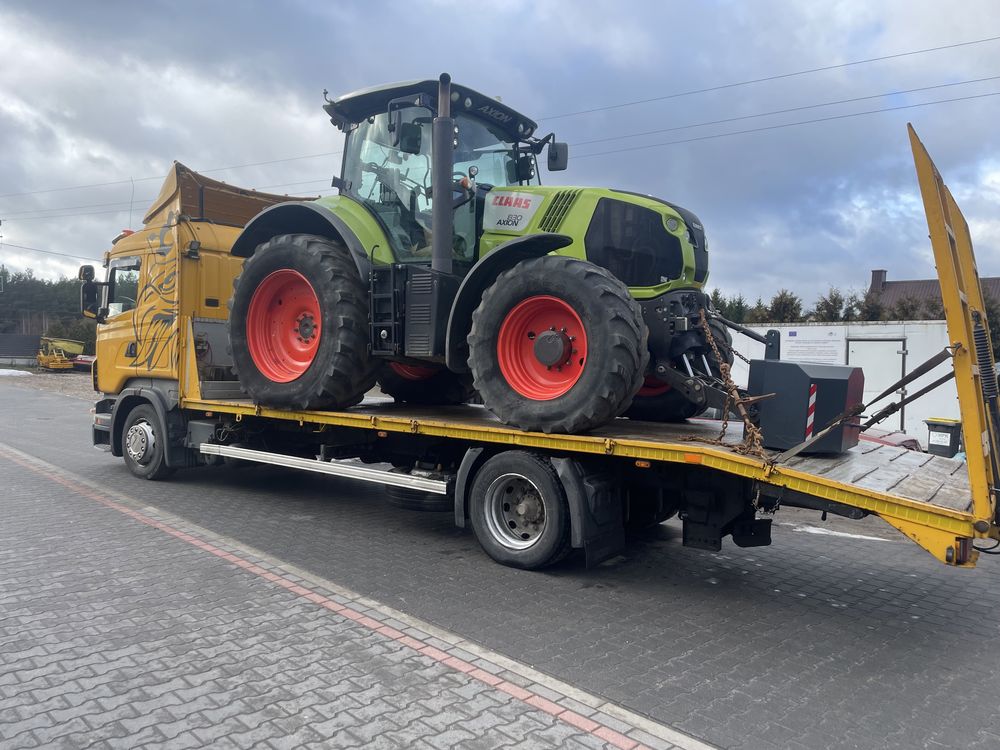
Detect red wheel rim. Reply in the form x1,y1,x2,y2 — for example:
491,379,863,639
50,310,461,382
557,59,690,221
246,269,321,383
389,362,438,381
638,376,671,397
496,295,588,400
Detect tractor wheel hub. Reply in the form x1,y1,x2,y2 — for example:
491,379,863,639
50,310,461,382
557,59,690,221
533,329,571,367
295,313,316,342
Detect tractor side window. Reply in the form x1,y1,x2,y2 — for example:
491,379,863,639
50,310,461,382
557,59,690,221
343,108,435,260
104,256,141,317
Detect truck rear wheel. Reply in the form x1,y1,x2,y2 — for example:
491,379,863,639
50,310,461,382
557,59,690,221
121,404,174,480
228,234,376,410
468,256,648,433
377,362,474,405
468,451,571,569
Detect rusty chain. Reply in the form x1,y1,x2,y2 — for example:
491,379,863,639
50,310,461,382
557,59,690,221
671,310,772,467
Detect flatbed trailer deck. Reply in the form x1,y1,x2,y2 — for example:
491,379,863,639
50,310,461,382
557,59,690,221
178,393,980,567
86,127,1000,572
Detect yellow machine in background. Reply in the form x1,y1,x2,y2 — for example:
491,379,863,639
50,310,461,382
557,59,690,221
37,337,86,371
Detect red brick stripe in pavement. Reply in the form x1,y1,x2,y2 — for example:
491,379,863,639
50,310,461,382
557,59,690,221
0,445,648,750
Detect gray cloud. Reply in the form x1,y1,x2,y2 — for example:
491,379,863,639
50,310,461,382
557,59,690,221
0,0,998,309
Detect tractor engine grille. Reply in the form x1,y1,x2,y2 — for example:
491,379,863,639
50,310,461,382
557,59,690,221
537,189,582,232
584,198,684,287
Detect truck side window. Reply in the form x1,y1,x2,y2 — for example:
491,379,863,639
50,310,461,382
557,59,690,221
105,256,141,317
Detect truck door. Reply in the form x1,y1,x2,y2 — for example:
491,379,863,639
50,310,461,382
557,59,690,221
96,255,141,393
131,241,179,381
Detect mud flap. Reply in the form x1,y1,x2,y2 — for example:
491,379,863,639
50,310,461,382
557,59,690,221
551,457,625,568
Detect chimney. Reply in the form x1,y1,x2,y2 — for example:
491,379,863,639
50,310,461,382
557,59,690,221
870,269,887,293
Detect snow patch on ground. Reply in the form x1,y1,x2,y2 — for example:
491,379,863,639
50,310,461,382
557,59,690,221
0,369,32,377
779,523,891,543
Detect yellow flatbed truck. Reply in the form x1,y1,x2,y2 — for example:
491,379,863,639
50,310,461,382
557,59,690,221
80,128,1000,571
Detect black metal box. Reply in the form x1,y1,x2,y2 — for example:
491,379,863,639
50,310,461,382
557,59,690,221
748,360,864,454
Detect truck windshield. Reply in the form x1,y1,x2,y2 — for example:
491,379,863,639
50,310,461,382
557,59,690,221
342,109,537,261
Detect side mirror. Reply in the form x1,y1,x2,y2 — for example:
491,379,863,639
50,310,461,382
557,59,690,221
78,264,95,281
548,142,569,171
398,122,422,155
80,281,101,320
389,107,403,147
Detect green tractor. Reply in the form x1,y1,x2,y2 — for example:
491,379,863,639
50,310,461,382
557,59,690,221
227,74,738,433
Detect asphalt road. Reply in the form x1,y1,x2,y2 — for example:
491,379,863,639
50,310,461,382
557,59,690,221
3,380,999,750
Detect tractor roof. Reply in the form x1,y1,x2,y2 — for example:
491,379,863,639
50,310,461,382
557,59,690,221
323,79,539,140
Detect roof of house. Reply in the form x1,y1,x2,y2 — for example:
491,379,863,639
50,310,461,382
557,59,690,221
868,270,1000,308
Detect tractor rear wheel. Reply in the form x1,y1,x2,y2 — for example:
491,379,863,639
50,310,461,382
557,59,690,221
468,256,647,434
228,234,376,410
377,362,474,405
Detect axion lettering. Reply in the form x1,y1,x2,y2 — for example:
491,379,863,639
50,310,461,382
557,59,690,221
478,105,513,123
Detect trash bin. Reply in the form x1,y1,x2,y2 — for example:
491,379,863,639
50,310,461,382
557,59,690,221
925,418,962,458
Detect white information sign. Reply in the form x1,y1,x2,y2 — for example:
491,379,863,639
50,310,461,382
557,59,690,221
483,191,545,233
781,328,846,365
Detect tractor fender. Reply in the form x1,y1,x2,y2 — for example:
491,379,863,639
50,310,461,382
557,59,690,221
445,232,573,372
230,200,371,279
109,378,190,467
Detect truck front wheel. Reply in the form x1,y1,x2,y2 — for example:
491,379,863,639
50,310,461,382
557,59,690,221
121,404,174,480
468,451,571,569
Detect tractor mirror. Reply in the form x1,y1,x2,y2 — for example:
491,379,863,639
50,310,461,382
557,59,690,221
398,122,422,155
389,107,403,147
548,141,569,171
78,264,95,281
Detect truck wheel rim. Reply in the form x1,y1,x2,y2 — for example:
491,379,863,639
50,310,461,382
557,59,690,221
125,420,155,464
496,295,587,400
638,376,671,397
484,473,546,550
246,269,321,383
389,362,439,381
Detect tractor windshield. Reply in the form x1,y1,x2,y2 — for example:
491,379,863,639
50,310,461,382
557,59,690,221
342,108,536,262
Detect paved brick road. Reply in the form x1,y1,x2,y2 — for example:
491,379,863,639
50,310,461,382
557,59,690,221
0,441,692,749
3,382,1000,749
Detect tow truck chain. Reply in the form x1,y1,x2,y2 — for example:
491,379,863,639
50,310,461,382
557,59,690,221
695,309,768,458
698,310,778,512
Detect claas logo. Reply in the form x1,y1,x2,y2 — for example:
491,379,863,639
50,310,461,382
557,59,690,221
491,195,532,209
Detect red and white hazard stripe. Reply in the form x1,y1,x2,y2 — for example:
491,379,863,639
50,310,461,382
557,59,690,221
804,383,818,439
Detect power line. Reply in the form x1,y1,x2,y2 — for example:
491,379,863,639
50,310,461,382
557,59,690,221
573,75,1000,148
573,90,1000,159
1,242,100,261
540,33,1000,121
8,75,994,222
0,151,343,201
1,179,333,222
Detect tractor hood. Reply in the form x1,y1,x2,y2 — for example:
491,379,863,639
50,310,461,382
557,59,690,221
477,184,709,295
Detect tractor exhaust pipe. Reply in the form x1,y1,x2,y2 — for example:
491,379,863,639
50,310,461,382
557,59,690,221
431,73,454,275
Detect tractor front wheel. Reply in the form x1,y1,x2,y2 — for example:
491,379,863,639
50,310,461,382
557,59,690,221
468,256,647,434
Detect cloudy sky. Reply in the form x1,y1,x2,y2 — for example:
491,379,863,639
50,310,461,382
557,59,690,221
1,0,998,306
